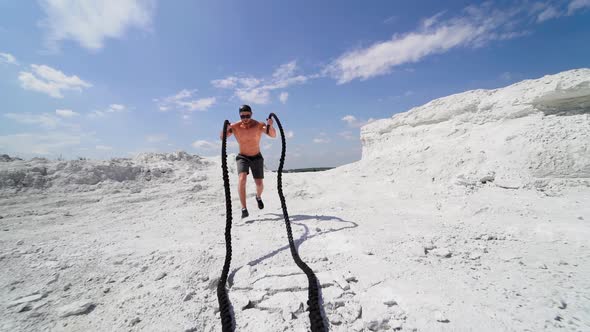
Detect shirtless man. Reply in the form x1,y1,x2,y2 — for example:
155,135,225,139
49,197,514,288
220,105,276,218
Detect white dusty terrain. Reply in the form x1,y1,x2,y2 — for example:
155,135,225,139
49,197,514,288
1,69,590,331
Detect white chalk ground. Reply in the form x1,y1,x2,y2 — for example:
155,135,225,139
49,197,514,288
1,69,589,331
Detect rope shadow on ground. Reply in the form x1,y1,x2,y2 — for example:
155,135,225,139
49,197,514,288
228,213,357,284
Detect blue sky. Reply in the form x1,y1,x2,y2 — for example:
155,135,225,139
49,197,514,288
1,0,590,169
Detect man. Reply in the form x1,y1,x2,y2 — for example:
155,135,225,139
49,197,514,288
220,105,276,218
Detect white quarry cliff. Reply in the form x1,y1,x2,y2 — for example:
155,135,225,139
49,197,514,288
360,69,590,191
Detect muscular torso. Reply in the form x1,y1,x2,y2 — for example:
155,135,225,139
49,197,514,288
231,120,265,156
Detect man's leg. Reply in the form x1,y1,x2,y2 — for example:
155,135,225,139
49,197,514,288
254,178,263,198
251,155,265,209
254,178,264,209
238,172,248,209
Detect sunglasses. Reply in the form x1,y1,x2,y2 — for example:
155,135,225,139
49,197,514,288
240,114,251,119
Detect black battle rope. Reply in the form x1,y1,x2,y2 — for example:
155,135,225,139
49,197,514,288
267,113,326,332
217,120,234,332
217,115,326,332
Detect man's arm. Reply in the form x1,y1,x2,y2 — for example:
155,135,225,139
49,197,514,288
220,123,234,140
264,118,277,138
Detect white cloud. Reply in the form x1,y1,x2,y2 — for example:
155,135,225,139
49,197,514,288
110,104,125,111
155,89,216,113
0,131,85,156
537,6,562,22
146,134,167,143
211,77,237,89
192,140,219,150
19,64,91,98
568,0,590,14
324,4,527,84
0,52,18,65
39,0,156,51
5,112,62,128
272,61,297,80
285,130,294,139
55,109,79,117
263,143,273,150
211,76,261,89
313,132,330,144
212,60,308,105
530,1,590,22
341,114,375,128
342,115,357,125
96,145,112,151
279,92,289,104
383,15,397,25
235,88,270,105
89,104,127,118
313,137,330,144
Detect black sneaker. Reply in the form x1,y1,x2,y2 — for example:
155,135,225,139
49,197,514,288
256,196,264,210
241,208,249,219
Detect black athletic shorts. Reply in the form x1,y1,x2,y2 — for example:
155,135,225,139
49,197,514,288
236,153,264,179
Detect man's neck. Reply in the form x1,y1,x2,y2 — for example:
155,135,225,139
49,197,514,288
241,120,254,128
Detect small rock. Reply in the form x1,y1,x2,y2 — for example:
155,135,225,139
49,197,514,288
102,287,110,294
539,264,548,270
554,315,563,321
390,319,403,330
129,317,141,326
230,292,251,311
383,299,398,307
47,273,59,285
434,310,450,323
154,272,167,281
344,272,358,283
17,303,33,313
557,299,567,309
578,216,584,220
140,266,148,273
329,314,343,325
7,293,44,308
391,307,407,320
424,243,436,252
468,252,481,260
183,291,195,302
63,283,72,291
57,301,96,317
366,319,388,331
558,260,568,266
17,240,24,245
434,248,452,258
334,275,350,291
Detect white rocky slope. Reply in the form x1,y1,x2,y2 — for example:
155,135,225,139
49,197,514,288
360,68,590,193
1,70,589,332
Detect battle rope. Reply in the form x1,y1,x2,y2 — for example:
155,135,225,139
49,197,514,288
267,112,327,332
217,115,327,332
217,120,234,332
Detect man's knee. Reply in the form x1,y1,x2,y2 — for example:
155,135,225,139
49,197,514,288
239,173,248,184
254,179,263,186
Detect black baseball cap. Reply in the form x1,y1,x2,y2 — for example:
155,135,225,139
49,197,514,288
239,105,252,113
